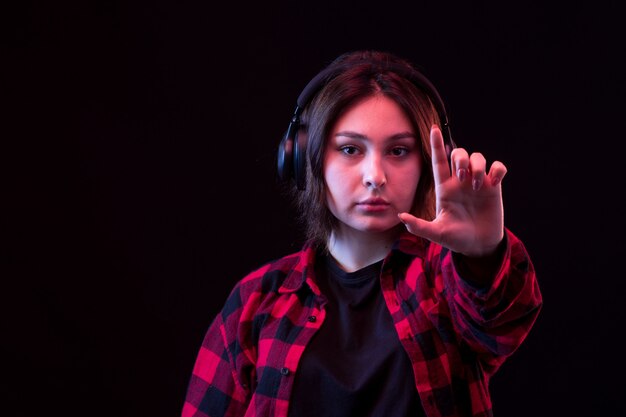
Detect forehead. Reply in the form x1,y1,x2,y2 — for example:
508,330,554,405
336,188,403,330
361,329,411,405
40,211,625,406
331,95,414,135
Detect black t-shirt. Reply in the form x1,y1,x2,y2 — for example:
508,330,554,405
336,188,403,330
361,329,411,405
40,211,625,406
288,253,425,417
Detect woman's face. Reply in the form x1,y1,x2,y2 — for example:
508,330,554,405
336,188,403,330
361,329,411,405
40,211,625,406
323,94,422,237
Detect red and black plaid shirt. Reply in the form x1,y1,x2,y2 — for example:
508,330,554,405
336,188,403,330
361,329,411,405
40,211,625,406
182,229,542,417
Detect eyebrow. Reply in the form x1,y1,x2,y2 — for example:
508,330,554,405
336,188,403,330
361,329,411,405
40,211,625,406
334,131,416,141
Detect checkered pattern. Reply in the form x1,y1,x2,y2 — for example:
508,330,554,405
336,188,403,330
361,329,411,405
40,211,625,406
182,228,542,417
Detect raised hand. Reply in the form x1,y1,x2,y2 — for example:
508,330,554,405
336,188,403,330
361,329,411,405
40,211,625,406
398,125,507,257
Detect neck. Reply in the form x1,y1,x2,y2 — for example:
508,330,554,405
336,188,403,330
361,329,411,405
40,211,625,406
326,226,401,272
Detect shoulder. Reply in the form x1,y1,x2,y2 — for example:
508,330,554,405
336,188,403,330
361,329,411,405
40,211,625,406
231,243,317,301
216,245,316,323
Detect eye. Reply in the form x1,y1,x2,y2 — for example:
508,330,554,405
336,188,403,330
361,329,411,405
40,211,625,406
339,145,360,156
389,146,410,157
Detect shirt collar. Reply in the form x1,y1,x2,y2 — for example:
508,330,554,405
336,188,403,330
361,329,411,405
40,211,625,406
278,232,427,295
278,240,322,295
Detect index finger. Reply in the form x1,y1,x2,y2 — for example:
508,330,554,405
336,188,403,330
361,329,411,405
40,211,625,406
430,125,450,185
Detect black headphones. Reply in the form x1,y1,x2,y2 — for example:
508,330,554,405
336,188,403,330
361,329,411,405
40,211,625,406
277,61,456,190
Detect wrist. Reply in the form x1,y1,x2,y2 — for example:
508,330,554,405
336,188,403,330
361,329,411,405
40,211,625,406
454,236,507,287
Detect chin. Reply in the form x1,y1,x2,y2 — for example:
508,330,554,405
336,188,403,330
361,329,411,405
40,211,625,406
355,221,403,235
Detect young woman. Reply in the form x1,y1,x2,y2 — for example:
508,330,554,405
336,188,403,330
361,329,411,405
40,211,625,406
181,50,542,417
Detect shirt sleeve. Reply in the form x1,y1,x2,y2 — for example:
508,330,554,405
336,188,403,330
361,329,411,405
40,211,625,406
181,283,253,417
441,228,543,375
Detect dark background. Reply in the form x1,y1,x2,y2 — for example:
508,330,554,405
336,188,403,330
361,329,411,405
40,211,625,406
4,1,625,416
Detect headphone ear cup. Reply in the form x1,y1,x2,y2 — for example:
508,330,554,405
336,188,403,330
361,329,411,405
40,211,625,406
277,131,293,182
278,120,307,190
293,129,307,190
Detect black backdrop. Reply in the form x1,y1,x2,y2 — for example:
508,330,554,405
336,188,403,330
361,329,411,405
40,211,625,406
5,1,625,416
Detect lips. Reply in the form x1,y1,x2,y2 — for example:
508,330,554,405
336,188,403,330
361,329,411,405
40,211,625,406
358,198,390,206
356,198,391,212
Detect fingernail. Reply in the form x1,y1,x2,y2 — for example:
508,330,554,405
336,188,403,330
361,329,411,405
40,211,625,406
491,176,500,186
472,178,481,190
457,168,467,182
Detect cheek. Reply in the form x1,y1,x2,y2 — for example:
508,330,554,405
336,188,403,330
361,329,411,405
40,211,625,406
324,166,347,204
324,155,347,189
400,167,422,209
323,162,356,217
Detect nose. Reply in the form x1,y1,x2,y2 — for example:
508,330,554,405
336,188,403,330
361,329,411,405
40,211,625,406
362,154,386,189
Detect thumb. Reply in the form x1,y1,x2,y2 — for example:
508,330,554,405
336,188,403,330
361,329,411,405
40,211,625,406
398,213,439,242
